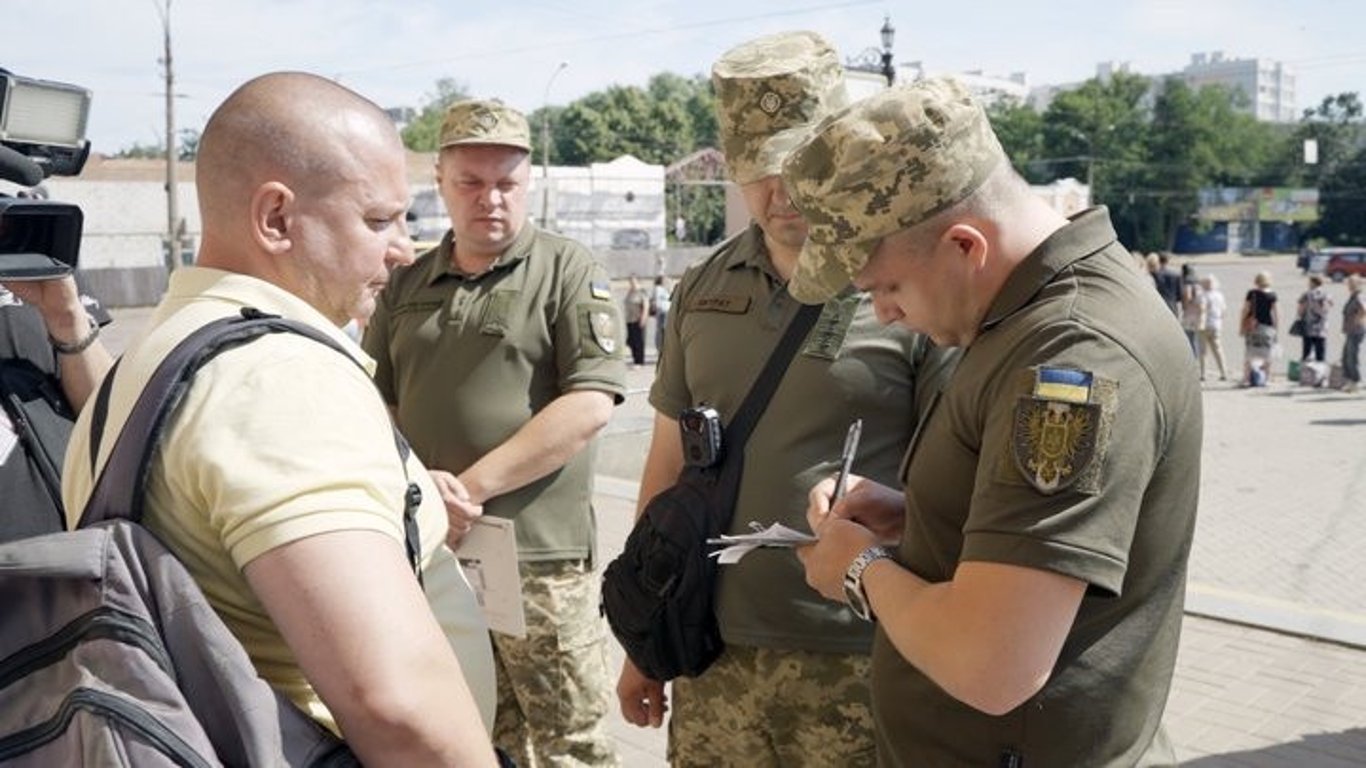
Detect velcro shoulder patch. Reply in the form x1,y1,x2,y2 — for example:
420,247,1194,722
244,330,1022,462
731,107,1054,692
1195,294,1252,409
1008,367,1116,495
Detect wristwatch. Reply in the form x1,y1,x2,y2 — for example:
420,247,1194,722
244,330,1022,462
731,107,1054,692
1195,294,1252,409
843,545,893,621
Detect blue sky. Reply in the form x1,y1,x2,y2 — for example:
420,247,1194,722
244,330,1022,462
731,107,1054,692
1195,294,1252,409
7,0,1363,153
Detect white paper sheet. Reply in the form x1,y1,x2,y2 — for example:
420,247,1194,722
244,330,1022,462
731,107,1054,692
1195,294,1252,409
455,516,527,638
707,522,817,565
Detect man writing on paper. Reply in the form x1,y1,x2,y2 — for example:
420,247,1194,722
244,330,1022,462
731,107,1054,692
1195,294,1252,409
789,77,1201,766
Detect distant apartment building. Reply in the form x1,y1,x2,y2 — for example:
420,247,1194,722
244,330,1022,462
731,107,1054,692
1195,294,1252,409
1028,52,1297,123
845,61,1030,108
1182,51,1297,122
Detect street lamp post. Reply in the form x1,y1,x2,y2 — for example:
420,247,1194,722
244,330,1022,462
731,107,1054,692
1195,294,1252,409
879,15,896,87
540,61,568,230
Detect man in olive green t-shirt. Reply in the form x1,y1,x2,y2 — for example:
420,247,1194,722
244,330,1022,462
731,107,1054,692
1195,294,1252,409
616,32,954,768
363,99,626,767
789,79,1201,766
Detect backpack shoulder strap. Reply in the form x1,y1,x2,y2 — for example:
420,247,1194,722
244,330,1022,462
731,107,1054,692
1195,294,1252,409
77,308,423,580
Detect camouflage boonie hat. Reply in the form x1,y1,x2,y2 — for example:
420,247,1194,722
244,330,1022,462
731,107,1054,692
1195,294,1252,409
439,98,531,151
712,30,848,185
783,77,1007,304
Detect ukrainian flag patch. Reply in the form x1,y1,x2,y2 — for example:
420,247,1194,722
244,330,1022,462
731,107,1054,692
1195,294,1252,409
590,281,612,300
1034,367,1092,404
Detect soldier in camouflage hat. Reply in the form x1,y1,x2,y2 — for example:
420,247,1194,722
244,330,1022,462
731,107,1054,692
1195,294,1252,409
365,93,625,766
615,31,956,768
783,76,1005,305
438,98,532,151
791,77,1202,766
711,29,848,184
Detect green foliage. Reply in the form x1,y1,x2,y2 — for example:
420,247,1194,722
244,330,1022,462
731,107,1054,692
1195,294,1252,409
993,72,1355,252
529,72,723,243
989,101,1046,183
400,78,470,152
550,75,712,166
113,141,165,159
115,128,201,161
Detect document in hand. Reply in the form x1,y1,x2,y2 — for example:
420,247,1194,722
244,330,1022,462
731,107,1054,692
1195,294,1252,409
707,522,817,564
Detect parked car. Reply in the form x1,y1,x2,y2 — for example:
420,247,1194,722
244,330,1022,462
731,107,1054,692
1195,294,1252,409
406,189,450,249
1322,247,1366,282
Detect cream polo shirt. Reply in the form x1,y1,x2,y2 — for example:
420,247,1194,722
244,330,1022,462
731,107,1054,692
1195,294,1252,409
61,267,496,735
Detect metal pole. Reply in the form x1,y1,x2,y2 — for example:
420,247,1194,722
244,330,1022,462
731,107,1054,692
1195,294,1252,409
160,0,180,273
540,62,567,230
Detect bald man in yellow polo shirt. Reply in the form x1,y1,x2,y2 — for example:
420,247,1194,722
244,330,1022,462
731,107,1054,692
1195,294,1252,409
61,72,498,767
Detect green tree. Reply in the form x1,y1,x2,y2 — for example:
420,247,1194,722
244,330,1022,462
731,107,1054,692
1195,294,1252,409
178,128,201,162
1288,93,1366,244
1040,73,1152,247
113,141,164,159
1141,80,1277,248
401,78,470,151
988,102,1047,183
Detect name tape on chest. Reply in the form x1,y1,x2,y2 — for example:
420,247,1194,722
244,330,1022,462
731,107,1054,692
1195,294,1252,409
688,295,751,314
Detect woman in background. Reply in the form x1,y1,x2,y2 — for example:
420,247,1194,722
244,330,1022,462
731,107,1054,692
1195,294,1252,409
1240,271,1278,386
1199,275,1228,381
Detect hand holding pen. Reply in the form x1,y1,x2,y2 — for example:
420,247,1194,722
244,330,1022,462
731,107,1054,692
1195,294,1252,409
830,418,863,507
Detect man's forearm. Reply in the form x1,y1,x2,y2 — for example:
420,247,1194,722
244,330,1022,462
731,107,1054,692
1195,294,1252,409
634,412,685,520
861,559,1084,716
460,389,614,504
43,299,113,411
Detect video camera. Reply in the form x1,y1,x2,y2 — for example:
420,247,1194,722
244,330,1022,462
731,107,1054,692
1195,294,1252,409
0,69,91,281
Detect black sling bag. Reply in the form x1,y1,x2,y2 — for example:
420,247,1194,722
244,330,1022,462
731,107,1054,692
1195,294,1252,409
601,302,820,681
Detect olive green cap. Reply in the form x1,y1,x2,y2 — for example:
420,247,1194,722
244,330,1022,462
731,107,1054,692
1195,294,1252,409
783,76,1007,304
438,98,531,151
711,30,848,185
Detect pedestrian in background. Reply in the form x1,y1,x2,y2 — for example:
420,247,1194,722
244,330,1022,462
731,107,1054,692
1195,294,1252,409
624,275,648,366
1179,263,1204,360
1342,275,1364,393
1199,275,1229,381
1295,274,1332,363
363,97,626,767
1152,253,1182,316
1241,271,1279,386
650,275,671,357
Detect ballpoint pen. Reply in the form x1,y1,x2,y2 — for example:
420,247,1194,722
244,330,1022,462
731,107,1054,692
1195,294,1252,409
830,418,863,506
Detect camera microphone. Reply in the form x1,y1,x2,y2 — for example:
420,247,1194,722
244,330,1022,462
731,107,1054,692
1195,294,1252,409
0,145,44,188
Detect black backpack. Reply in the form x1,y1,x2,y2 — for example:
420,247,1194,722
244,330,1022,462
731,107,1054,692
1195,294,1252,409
0,309,431,767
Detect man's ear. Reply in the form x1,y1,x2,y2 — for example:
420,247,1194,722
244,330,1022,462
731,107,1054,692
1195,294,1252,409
250,181,295,256
942,222,989,270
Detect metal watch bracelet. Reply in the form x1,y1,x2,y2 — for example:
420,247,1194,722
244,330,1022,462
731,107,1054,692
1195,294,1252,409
49,315,101,355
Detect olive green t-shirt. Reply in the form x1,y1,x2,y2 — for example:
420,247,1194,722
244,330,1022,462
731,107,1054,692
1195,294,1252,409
652,224,950,654
364,225,627,561
873,208,1201,766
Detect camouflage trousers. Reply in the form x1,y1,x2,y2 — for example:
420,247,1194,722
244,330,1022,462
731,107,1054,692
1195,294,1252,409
492,559,619,768
668,645,875,768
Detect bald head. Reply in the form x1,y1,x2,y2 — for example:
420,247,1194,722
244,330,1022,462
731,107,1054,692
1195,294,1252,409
197,72,401,231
